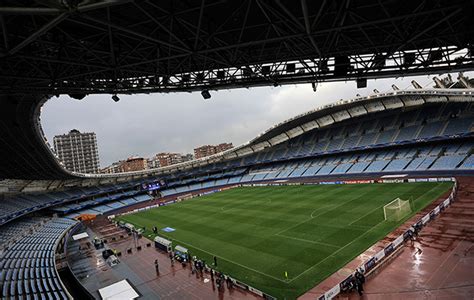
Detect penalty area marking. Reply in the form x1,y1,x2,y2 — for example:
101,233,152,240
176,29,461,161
287,186,442,283
348,184,441,226
275,191,367,237
288,185,446,283
287,219,387,283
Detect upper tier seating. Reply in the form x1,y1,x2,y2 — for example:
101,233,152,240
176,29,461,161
2,103,473,225
235,103,473,168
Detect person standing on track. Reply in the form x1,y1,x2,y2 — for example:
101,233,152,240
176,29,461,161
154,259,160,276
354,269,365,296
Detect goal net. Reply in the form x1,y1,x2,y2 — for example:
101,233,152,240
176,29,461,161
383,198,412,221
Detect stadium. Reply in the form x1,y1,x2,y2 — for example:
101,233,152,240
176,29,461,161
1,1,473,300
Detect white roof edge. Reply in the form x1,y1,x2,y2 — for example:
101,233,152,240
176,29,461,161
37,88,474,183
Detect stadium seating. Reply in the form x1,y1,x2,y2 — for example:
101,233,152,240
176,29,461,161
418,121,444,139
233,103,474,168
0,96,472,300
53,193,154,217
0,182,144,226
148,140,472,195
442,117,473,136
1,103,473,227
429,155,466,170
458,155,474,169
383,159,411,172
0,218,76,300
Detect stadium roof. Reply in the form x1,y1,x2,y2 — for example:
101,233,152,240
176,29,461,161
1,0,474,183
0,0,473,94
1,84,473,186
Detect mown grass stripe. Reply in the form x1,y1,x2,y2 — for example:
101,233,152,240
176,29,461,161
118,182,452,299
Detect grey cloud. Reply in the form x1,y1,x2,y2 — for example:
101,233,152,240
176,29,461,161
40,73,466,167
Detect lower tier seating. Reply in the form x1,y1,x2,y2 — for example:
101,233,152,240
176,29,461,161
0,218,76,300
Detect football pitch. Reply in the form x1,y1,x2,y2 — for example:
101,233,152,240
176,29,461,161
117,182,452,299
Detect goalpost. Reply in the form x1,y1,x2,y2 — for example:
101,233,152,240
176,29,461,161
383,198,412,221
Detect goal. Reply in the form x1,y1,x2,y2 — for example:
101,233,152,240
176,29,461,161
383,198,412,221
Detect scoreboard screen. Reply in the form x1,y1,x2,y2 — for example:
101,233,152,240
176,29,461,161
141,179,166,191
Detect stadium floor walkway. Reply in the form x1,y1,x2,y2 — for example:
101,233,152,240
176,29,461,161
300,177,474,300
70,217,260,300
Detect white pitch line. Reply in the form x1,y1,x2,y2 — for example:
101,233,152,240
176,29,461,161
347,204,385,226
166,236,288,283
288,184,445,283
322,223,371,231
275,190,367,236
276,233,340,248
348,185,440,226
310,198,357,219
287,220,387,283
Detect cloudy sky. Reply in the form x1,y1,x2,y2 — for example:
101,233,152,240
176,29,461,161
40,74,458,167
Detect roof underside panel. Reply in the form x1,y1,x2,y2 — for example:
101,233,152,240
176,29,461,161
382,98,404,109
0,0,472,94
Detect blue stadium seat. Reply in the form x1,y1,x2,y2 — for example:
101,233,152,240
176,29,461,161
458,155,474,169
364,160,390,172
415,157,437,170
442,117,473,136
0,218,75,300
430,155,466,170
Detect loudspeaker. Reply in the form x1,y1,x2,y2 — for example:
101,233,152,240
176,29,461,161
356,78,367,88
403,52,416,66
286,63,295,73
201,90,211,99
334,56,350,76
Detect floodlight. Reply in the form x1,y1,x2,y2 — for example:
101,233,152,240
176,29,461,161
411,80,422,89
69,93,86,100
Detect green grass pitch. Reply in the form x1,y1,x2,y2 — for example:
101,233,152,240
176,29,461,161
117,182,452,299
